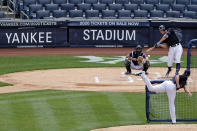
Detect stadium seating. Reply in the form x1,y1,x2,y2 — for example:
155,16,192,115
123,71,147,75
37,0,51,6
183,11,196,19
130,0,144,4
176,0,190,5
118,10,132,18
36,10,50,19
45,4,59,12
77,3,91,11
61,4,75,11
93,4,107,11
100,0,113,5
134,10,148,18
155,4,170,13
187,5,197,12
124,4,138,11
84,0,98,4
108,4,122,11
150,10,164,18
191,0,197,4
85,10,100,18
140,4,154,12
23,0,37,10
145,0,159,5
68,0,82,5
69,10,83,18
102,10,116,19
53,0,67,5
18,0,197,19
160,0,175,5
115,0,129,4
171,4,185,13
53,10,67,18
29,4,43,18
166,11,181,18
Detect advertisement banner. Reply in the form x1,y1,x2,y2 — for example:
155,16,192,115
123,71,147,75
69,27,149,47
0,27,67,48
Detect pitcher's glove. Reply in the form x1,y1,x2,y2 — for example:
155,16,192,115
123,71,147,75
137,56,145,65
180,80,187,89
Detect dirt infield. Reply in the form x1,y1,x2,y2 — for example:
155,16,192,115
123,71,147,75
92,124,197,131
0,47,197,56
0,67,196,94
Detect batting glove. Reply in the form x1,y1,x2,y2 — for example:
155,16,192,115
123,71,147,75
154,42,161,48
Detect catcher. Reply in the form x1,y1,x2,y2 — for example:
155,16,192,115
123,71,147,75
124,45,150,75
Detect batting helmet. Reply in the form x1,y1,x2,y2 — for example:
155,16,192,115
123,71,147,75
183,70,190,77
159,25,166,31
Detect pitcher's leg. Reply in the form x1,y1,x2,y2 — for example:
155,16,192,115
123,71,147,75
166,81,177,124
140,72,166,92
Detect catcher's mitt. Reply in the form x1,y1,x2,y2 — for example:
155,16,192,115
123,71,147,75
137,56,145,65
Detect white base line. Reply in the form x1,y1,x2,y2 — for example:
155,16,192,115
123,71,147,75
121,72,126,77
128,76,134,83
94,76,100,83
154,72,162,80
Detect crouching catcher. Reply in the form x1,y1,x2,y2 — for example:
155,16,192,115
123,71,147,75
124,45,150,75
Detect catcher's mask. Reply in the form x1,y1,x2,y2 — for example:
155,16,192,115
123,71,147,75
159,25,166,31
183,70,190,77
135,45,142,55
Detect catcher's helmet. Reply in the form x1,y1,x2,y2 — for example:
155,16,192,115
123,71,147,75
183,70,190,77
136,45,142,50
159,25,166,31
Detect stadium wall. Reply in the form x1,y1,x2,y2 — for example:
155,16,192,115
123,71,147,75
0,19,197,48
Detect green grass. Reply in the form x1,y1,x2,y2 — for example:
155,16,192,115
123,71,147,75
0,55,196,75
0,90,146,131
0,82,12,87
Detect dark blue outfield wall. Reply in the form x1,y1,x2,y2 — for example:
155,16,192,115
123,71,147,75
0,19,197,48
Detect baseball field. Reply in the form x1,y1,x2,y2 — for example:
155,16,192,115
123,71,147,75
0,48,197,131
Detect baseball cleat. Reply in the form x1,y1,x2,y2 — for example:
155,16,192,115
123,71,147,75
135,71,145,76
165,70,171,78
124,71,131,75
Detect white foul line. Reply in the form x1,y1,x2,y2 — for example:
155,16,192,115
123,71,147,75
94,76,100,83
128,76,134,83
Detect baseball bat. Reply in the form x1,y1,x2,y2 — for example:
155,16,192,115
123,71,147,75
146,46,155,53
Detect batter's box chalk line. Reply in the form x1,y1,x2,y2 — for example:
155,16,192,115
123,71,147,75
128,76,134,83
94,76,100,83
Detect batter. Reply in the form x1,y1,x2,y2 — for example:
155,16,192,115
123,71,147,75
155,25,183,77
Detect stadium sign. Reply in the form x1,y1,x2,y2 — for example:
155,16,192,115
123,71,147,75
0,20,66,27
69,27,148,47
67,21,149,27
0,27,67,48
83,29,136,41
6,32,52,44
